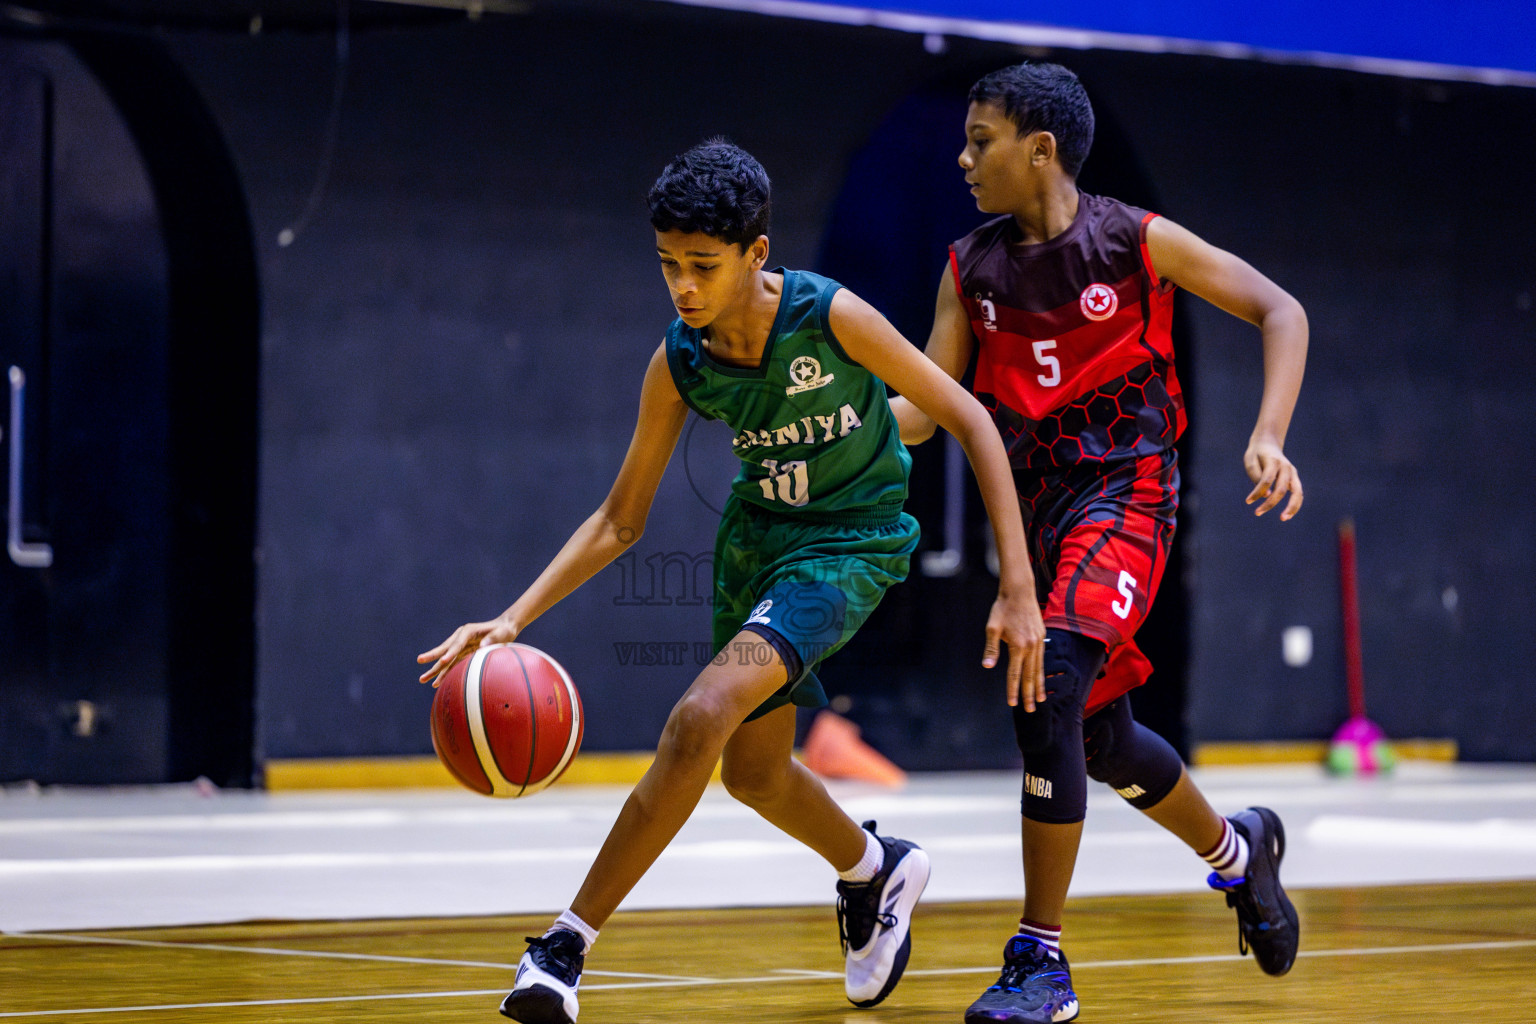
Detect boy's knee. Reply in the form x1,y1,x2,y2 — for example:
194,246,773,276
1013,694,1077,755
720,760,786,809
1014,630,1106,822
1083,704,1183,809
659,694,732,765
1012,629,1103,754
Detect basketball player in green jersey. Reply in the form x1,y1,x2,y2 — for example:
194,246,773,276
418,138,1046,1024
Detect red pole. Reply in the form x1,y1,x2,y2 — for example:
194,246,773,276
1338,518,1367,720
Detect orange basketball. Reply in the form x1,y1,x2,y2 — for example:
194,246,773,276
430,643,584,798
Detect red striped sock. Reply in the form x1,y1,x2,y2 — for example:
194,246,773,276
1200,817,1250,880
1018,918,1062,958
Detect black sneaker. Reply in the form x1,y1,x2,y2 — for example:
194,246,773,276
1207,806,1300,976
501,930,585,1024
836,819,931,1007
964,935,1079,1023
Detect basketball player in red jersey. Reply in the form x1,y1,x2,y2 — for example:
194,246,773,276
892,62,1307,1023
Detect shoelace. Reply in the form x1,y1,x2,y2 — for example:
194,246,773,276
524,934,583,983
989,955,1066,994
1209,874,1269,956
990,961,1030,993
836,884,896,953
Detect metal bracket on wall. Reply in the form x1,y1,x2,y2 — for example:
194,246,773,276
8,365,53,568
919,434,965,577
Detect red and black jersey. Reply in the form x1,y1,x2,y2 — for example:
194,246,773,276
951,193,1186,473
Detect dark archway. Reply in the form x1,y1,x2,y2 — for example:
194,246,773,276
0,32,258,786
73,31,261,787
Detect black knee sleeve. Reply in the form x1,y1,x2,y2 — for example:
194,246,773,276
1012,629,1105,754
1083,696,1184,810
1016,630,1106,824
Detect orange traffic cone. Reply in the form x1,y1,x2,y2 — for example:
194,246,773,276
800,710,907,787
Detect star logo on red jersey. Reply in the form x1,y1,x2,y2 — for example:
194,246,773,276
1079,283,1118,321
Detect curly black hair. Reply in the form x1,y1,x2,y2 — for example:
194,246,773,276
648,137,771,251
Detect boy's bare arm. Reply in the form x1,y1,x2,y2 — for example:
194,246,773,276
418,344,689,683
1145,216,1308,521
889,264,976,445
831,288,1046,708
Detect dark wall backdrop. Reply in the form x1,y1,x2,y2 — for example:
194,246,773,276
0,34,256,786
161,5,949,766
39,4,1527,769
1064,55,1536,760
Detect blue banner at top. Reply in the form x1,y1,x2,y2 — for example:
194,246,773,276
919,0,1533,75
672,0,1536,82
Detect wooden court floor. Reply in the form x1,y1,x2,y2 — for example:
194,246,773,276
3,881,1534,1022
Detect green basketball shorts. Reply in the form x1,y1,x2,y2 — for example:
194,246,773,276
709,496,919,721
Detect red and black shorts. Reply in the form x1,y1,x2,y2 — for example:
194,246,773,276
1017,449,1179,713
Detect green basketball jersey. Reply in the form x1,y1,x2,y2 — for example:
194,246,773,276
664,269,910,520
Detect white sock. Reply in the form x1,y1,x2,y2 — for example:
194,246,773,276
838,827,886,883
1202,818,1251,881
549,909,598,954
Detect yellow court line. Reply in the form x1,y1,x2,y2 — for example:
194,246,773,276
1192,738,1457,766
262,751,669,790
265,738,1457,791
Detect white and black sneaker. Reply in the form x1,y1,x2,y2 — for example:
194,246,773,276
501,929,585,1024
837,820,931,1007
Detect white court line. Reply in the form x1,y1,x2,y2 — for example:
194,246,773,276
6,931,514,969
0,800,677,837
908,938,1536,973
0,931,706,980
0,846,599,876
1307,816,1536,850
3,778,1534,837
0,989,510,1019
4,817,1532,879
0,807,612,835
49,809,1536,884
2,938,1533,1018
0,831,1169,877
848,784,1536,819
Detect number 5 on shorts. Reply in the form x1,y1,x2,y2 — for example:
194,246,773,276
1112,570,1137,619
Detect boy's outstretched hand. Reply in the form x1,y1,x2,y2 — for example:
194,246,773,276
1244,437,1304,521
417,617,519,685
982,591,1047,711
